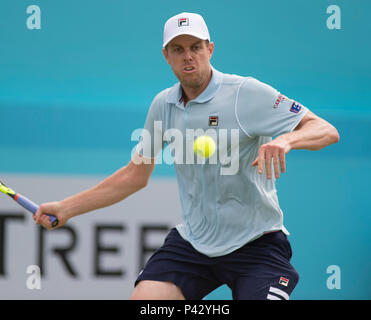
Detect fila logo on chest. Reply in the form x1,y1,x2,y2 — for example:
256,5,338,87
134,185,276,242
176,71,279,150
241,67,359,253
209,115,219,127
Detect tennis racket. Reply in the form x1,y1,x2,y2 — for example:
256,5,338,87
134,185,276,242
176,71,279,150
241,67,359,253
0,180,58,227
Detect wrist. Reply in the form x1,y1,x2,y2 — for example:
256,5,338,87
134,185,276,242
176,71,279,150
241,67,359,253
59,198,77,220
277,133,293,153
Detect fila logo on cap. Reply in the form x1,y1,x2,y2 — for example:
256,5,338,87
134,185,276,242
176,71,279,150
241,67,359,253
178,17,189,27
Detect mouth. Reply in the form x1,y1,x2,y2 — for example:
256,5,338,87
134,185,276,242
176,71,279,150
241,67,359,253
183,66,196,73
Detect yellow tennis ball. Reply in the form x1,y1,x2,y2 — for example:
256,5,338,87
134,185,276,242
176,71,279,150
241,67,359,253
194,135,216,159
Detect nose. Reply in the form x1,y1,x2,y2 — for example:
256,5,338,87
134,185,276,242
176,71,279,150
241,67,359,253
183,48,193,61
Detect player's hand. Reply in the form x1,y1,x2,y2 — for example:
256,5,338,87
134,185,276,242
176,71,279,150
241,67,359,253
33,201,68,230
252,136,291,179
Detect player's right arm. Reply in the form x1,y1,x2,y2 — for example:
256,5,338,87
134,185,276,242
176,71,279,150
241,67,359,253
34,152,155,229
36,90,166,229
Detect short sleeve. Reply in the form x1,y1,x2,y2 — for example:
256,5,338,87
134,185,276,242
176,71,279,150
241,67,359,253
235,78,308,138
135,92,165,159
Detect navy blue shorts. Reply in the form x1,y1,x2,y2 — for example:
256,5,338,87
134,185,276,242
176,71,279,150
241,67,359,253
135,228,299,300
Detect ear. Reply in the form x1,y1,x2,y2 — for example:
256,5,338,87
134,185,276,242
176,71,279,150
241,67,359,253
208,42,215,59
162,48,170,65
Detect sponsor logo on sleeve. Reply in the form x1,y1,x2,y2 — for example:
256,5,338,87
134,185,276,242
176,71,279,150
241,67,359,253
290,102,302,113
273,94,288,109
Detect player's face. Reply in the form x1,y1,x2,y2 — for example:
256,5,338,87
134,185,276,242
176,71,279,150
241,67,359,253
163,35,214,90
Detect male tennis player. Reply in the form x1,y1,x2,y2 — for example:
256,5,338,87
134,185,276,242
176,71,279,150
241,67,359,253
34,12,339,300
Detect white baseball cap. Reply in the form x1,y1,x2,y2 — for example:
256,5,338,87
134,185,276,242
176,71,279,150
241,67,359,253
163,12,210,48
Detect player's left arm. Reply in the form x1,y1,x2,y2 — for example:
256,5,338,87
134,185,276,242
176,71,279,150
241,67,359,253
252,110,340,179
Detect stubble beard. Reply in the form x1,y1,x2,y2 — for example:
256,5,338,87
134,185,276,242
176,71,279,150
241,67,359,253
175,68,209,92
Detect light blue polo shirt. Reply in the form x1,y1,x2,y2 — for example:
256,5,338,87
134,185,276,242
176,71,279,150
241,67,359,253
136,66,308,257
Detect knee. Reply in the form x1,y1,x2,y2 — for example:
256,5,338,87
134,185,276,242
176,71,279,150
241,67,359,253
130,280,185,300
130,281,151,300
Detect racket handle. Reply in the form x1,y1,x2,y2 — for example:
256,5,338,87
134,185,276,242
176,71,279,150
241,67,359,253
15,194,59,227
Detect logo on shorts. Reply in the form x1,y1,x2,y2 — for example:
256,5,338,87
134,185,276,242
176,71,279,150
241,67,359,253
209,115,219,126
290,102,302,113
178,18,189,27
279,276,289,287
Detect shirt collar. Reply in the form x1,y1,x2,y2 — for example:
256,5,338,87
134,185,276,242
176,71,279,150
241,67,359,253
166,65,223,107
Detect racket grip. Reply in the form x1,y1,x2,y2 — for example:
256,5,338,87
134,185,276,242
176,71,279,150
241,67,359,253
15,194,59,227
